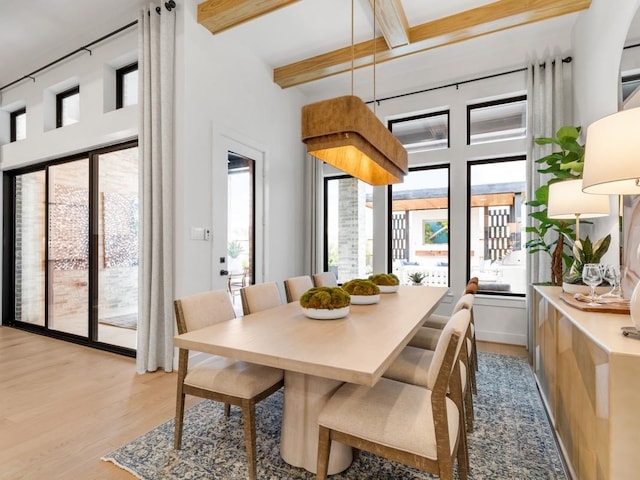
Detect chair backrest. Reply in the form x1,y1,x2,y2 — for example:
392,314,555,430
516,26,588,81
452,293,474,313
284,275,314,302
426,309,471,390
464,281,478,295
313,272,338,287
240,282,283,315
174,289,236,334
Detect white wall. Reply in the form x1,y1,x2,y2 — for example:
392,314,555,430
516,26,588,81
572,0,640,267
174,0,308,299
0,29,138,168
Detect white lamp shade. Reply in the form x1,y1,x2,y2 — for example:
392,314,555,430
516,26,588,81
582,107,640,194
547,179,610,219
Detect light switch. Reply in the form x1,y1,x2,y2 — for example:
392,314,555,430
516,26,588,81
190,227,205,240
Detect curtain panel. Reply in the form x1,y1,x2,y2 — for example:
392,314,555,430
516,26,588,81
137,3,176,373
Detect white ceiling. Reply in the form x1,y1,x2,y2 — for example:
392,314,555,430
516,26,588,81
3,0,635,101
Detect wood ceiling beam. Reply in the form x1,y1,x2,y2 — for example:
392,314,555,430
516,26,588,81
274,0,591,89
198,0,300,35
369,0,410,49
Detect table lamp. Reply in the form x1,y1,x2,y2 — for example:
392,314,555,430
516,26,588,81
582,107,640,337
547,178,610,240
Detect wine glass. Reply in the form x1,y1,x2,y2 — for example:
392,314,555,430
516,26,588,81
600,264,622,298
582,263,602,306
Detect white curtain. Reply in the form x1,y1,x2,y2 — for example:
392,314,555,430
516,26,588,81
137,3,176,373
304,154,323,274
526,56,573,286
525,56,572,355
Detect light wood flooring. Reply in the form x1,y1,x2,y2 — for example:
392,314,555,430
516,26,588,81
0,326,527,480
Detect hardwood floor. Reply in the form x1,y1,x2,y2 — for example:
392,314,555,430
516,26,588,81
0,327,197,480
0,327,528,480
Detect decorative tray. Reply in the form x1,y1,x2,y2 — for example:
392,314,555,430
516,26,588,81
559,292,630,314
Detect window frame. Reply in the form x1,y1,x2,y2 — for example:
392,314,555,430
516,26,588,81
387,164,451,285
116,62,138,109
56,85,80,128
388,109,450,153
10,107,26,142
466,155,526,297
466,95,527,146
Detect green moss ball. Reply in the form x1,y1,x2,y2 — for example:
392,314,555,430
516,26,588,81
300,287,350,309
341,279,380,295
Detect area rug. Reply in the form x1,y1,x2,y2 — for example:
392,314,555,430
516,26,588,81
99,313,137,330
102,353,567,479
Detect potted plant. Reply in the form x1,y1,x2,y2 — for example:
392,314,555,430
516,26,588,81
227,240,243,272
562,234,612,293
407,272,426,285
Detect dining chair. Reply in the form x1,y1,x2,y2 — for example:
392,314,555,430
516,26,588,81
316,310,469,480
240,281,283,315
422,280,479,389
384,309,475,433
312,271,338,287
227,268,248,304
173,289,284,480
283,275,314,303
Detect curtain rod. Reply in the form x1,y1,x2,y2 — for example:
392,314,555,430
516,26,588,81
0,1,177,93
367,56,572,106
0,21,138,92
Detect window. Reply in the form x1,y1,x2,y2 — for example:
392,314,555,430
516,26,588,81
467,157,526,295
621,73,640,103
467,96,526,145
116,63,138,109
389,166,449,286
389,111,449,153
324,176,373,283
56,86,80,128
5,141,139,355
10,107,26,142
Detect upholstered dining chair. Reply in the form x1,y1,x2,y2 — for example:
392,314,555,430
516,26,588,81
283,275,314,303
240,281,283,315
173,289,284,480
423,280,479,389
384,309,474,434
316,310,469,480
312,271,338,287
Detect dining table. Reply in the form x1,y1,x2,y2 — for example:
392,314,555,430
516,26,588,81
173,284,449,474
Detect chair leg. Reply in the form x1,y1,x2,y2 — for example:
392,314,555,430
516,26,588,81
224,403,231,417
457,428,469,480
316,426,331,480
469,352,478,395
174,392,186,450
241,400,257,480
465,382,475,432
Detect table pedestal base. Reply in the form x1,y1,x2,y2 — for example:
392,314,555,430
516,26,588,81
280,371,352,474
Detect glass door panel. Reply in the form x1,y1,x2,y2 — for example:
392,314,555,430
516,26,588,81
227,152,255,290
48,159,89,336
97,147,139,349
14,171,46,326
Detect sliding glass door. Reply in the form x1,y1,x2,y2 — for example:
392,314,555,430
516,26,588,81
5,141,138,355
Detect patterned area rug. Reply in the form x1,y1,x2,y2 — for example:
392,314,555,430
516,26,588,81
102,353,566,479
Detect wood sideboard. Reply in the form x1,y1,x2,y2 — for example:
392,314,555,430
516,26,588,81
532,286,640,480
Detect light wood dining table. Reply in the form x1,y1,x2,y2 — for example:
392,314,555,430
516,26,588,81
173,285,448,474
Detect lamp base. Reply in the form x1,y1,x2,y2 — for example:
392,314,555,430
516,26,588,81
621,326,640,339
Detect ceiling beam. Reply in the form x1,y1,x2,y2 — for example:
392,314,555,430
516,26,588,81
274,0,591,89
198,0,300,35
369,0,410,49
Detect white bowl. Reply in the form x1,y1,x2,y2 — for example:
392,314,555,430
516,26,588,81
349,294,380,305
378,285,399,293
301,306,350,320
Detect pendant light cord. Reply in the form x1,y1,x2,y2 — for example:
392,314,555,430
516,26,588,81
373,0,376,114
351,0,354,96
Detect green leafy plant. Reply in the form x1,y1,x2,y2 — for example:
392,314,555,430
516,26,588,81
407,272,426,284
563,234,612,284
227,240,243,259
525,126,585,285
